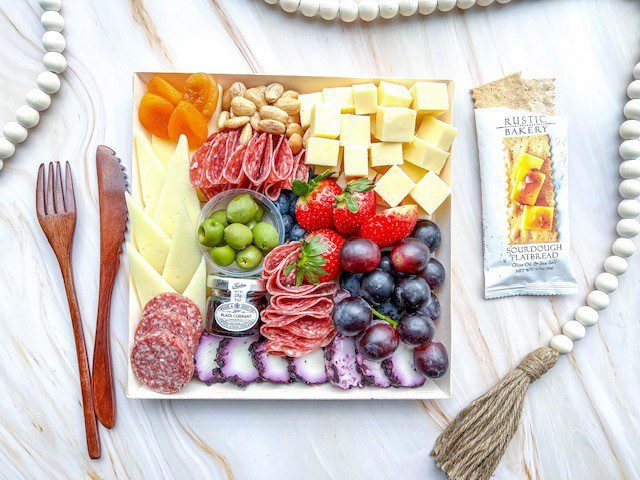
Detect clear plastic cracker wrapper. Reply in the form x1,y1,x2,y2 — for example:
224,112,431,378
475,108,577,298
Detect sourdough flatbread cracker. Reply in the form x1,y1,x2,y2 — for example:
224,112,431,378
471,72,555,114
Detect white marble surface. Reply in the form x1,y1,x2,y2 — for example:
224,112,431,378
0,0,639,478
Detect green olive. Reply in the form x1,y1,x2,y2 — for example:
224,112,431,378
198,219,225,248
224,223,253,250
209,209,228,228
226,194,259,224
236,245,263,270
210,245,236,267
252,204,264,222
252,222,280,252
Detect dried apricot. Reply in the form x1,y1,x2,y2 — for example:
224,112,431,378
183,73,219,121
138,93,175,139
168,101,208,149
147,76,183,105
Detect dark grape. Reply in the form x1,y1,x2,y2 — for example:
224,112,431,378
394,276,431,312
378,251,393,274
288,224,306,241
376,299,403,320
281,214,295,234
332,296,372,336
340,272,364,296
391,237,431,274
273,195,290,215
414,342,449,379
397,313,435,347
340,238,381,273
412,220,442,252
417,293,441,321
333,288,351,305
360,269,395,305
420,258,445,290
356,323,399,361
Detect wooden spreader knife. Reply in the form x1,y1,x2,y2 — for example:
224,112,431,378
93,145,128,429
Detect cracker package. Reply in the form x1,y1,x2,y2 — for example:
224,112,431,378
473,73,577,298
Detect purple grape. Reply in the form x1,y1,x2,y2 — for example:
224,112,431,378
340,272,364,296
360,269,395,305
356,323,399,361
332,296,372,336
417,293,441,321
397,313,435,347
412,220,441,252
378,251,393,274
420,258,445,290
414,342,449,379
333,288,351,305
394,276,431,312
376,299,403,320
340,238,381,273
391,237,431,274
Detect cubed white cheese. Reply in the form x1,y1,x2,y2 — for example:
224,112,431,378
299,92,324,128
343,145,369,177
410,171,451,214
340,114,371,146
416,115,457,150
403,136,450,174
378,81,413,108
352,83,378,115
374,165,416,207
375,106,417,142
306,137,340,166
322,87,355,113
409,82,449,116
310,102,341,139
370,142,403,167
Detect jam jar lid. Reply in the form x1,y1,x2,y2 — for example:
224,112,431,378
207,275,266,293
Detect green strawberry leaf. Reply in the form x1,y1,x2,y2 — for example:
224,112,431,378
345,195,359,213
345,178,374,194
292,179,309,197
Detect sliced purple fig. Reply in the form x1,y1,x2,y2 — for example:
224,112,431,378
289,348,327,385
324,334,362,390
194,333,225,384
250,339,293,384
215,335,261,388
356,353,391,388
381,343,426,388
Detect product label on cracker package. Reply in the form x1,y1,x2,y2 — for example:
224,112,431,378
476,108,577,299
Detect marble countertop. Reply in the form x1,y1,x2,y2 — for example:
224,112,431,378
1,0,639,478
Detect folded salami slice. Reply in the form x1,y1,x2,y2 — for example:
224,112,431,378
225,129,240,159
272,135,295,181
261,315,333,339
294,150,309,182
243,132,268,185
269,295,333,313
222,142,249,184
263,182,282,201
190,140,210,188
265,330,335,358
253,133,274,186
205,131,229,186
262,242,301,277
265,270,338,297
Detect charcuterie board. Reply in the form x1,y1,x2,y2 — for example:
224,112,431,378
127,72,452,400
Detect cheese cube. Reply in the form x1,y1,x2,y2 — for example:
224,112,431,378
340,114,371,146
409,82,449,116
322,87,355,113
299,92,323,128
310,103,341,139
370,142,403,167
378,81,413,108
343,146,369,177
403,137,450,174
352,83,378,115
314,149,343,177
306,137,340,166
398,161,429,183
416,116,458,150
375,107,417,142
374,165,416,207
410,171,451,214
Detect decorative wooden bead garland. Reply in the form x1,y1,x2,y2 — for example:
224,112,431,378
0,0,66,170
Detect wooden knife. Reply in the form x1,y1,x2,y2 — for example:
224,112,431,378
92,145,128,429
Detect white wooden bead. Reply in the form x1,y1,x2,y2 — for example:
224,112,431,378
41,11,64,32
612,237,635,258
496,0,512,3
587,290,610,311
457,0,476,8
619,140,640,160
339,0,358,22
358,0,378,20
618,199,640,218
26,89,51,111
0,138,15,160
42,31,66,53
418,0,437,13
619,179,640,199
264,0,279,4
617,218,640,238
37,71,61,94
0,159,3,171
39,0,62,11
619,160,640,179
595,272,619,293
438,0,457,11
280,0,300,13
43,52,67,74
562,321,586,341
319,0,339,20
2,122,28,144
299,0,319,17
604,255,628,276
550,335,573,355
624,99,640,120
16,105,40,129
634,62,640,80
619,120,640,139
628,80,640,99
379,0,399,18
399,0,419,16
477,0,494,5
575,305,599,327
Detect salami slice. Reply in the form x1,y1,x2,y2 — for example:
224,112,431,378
262,242,301,277
135,308,197,353
294,150,309,182
269,295,333,313
261,315,333,339
142,293,204,342
225,129,240,159
205,131,229,186
263,181,283,201
253,134,274,186
222,142,249,184
265,330,335,358
242,133,268,185
265,269,338,297
131,330,194,394
272,135,295,181
190,141,210,188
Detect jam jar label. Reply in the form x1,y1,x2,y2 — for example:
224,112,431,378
214,280,259,332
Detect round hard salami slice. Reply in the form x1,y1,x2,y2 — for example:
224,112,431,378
135,308,197,353
131,330,194,394
142,293,204,343
243,133,268,185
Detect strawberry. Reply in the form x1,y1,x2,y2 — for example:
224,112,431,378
359,205,419,247
285,229,345,284
292,171,342,232
332,178,376,235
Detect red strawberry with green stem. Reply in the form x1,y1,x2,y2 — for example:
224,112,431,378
332,178,376,235
359,205,419,247
285,229,345,284
292,171,342,232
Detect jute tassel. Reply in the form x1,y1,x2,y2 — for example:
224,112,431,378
431,347,559,480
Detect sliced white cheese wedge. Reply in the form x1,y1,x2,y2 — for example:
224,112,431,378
127,242,175,309
183,256,206,318
150,135,176,166
125,192,171,273
134,131,167,217
162,202,201,293
153,134,201,237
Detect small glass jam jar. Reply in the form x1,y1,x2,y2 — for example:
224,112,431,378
205,275,267,337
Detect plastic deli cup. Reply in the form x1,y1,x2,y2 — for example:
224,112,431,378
196,188,285,278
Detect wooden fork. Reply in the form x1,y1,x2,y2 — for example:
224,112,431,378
36,162,101,460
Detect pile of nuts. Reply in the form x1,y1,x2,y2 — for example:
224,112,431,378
218,82,304,154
